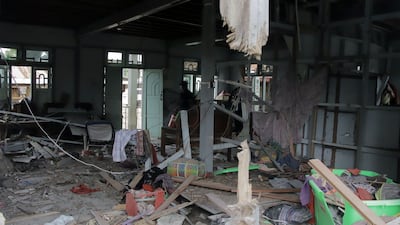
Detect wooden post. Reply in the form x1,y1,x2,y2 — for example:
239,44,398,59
180,110,192,159
225,140,259,225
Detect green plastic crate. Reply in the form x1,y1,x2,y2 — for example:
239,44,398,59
309,169,400,225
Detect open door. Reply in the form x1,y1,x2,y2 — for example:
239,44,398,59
143,69,163,138
32,67,53,113
105,67,123,130
0,66,10,110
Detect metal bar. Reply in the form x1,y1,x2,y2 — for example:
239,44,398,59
213,103,246,123
80,0,190,35
0,110,85,127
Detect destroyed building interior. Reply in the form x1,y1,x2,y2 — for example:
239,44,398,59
0,0,399,224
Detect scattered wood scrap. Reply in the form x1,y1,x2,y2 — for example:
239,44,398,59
99,172,125,192
91,210,109,225
128,171,144,189
5,211,60,224
154,175,196,213
308,159,386,225
171,176,232,192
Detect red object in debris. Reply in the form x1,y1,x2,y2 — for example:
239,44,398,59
356,188,374,200
126,192,138,216
347,168,361,176
154,188,165,209
142,183,154,192
70,184,100,194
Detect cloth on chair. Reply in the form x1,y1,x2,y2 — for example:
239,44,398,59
112,129,138,162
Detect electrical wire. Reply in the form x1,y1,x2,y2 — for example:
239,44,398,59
22,98,132,175
0,49,132,175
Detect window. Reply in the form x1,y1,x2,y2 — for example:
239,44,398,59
35,69,50,89
0,47,17,60
107,51,123,64
26,50,49,62
183,60,201,94
184,60,199,72
245,63,274,111
261,64,273,74
128,53,143,65
246,63,273,75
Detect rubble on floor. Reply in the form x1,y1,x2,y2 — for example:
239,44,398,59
1,111,397,225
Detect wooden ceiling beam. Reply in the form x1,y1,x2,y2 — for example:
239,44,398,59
80,0,191,35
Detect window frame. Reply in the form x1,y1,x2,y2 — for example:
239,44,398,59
0,46,19,61
25,48,51,63
183,59,201,94
126,52,144,67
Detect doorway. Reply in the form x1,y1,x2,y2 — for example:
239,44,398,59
10,66,32,110
122,68,143,130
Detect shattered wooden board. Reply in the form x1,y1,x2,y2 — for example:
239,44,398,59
180,186,238,214
180,184,294,215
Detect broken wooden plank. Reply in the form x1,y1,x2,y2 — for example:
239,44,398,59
99,172,125,192
180,110,192,159
212,142,237,151
43,146,59,158
180,192,221,214
91,210,109,225
226,140,260,225
220,137,262,150
205,193,232,215
153,175,196,214
257,193,300,203
308,159,386,225
148,201,195,221
5,211,59,224
128,171,144,189
112,204,126,211
157,149,184,169
30,141,53,159
171,176,232,192
237,140,252,204
232,188,301,193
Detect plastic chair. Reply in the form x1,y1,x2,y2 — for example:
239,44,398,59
85,120,114,150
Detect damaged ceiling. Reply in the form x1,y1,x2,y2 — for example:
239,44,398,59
0,0,400,41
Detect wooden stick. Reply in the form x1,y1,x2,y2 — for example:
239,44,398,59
232,188,300,193
257,193,300,203
148,201,195,221
237,140,252,204
5,211,59,224
100,172,125,192
128,171,144,189
171,176,232,192
153,175,196,213
136,201,195,223
180,110,192,159
157,149,184,169
91,210,109,225
205,193,232,215
308,159,385,225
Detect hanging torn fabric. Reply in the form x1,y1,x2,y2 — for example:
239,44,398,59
219,0,270,60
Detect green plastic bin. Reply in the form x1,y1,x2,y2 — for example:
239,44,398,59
309,169,400,225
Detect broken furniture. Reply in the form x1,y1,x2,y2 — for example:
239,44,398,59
85,120,114,151
160,105,232,159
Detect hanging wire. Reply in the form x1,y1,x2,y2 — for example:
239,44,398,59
0,49,133,175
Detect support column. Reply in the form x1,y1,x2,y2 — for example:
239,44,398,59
200,0,215,173
356,0,372,167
